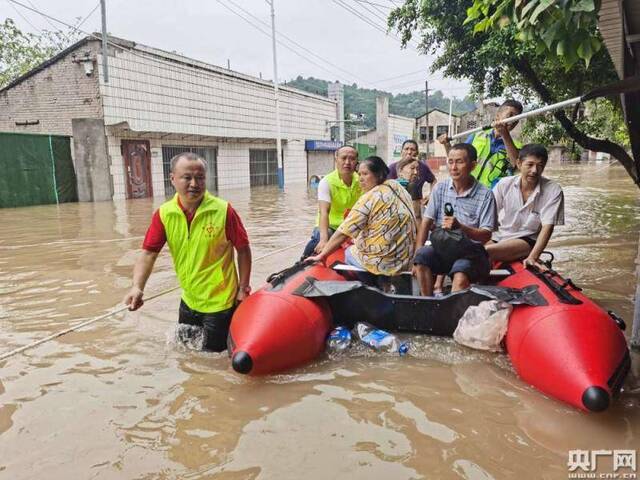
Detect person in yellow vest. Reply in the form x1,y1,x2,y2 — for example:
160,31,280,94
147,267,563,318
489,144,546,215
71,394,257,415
124,152,252,352
301,145,362,258
438,99,523,189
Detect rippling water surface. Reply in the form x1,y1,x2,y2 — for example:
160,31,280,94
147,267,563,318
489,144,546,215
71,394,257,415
1,163,639,479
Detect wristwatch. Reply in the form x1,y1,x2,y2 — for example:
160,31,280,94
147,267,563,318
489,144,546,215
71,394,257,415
239,285,252,294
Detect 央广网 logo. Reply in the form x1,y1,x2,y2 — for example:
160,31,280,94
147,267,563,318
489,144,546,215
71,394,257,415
567,449,637,479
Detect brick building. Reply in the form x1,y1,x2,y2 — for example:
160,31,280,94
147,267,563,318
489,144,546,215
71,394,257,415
0,35,339,201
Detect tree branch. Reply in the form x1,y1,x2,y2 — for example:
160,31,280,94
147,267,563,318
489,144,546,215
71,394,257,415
514,57,639,185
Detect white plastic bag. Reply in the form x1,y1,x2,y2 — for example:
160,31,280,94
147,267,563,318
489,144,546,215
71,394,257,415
453,300,512,352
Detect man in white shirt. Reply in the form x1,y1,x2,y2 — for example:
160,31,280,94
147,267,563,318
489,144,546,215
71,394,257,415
485,144,564,268
301,146,362,258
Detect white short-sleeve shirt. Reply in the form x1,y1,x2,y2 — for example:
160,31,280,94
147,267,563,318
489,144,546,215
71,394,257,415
317,176,332,203
493,175,564,242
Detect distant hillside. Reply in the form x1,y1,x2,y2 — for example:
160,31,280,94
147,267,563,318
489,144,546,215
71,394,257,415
285,76,475,130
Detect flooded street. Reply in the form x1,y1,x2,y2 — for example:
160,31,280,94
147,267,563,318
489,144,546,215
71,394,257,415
1,163,639,479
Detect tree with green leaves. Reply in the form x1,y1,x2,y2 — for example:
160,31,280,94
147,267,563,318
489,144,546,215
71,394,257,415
388,0,636,184
0,18,80,89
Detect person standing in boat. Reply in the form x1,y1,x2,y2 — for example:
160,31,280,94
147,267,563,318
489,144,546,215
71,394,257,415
438,100,523,189
301,145,362,258
413,144,497,296
306,156,417,286
388,139,437,202
485,144,564,269
123,152,252,352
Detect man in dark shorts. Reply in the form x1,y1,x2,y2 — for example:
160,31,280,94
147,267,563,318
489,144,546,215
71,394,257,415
413,144,497,296
124,152,252,352
485,144,564,269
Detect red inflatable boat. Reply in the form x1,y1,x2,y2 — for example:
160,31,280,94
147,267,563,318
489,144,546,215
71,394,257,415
228,249,345,375
227,247,630,412
498,261,629,412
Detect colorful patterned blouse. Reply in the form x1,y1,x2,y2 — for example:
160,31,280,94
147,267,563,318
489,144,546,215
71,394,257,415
337,180,417,275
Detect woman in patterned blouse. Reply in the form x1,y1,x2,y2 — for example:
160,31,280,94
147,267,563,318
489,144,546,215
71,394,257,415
306,156,417,285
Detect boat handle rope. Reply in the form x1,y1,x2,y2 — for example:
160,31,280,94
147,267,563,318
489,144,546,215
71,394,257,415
0,239,307,362
526,264,583,305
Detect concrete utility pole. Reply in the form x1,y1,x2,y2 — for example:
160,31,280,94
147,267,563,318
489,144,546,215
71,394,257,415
448,97,453,137
267,0,284,190
100,0,109,83
424,80,429,159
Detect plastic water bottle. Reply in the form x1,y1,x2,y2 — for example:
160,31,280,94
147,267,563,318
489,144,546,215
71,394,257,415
326,326,352,353
354,322,409,356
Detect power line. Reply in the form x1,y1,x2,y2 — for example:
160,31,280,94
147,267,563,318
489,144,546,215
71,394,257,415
331,0,420,52
369,68,426,84
214,0,359,85
7,0,42,33
74,2,101,32
220,0,368,85
353,0,392,10
25,0,57,31
349,0,389,25
332,0,390,36
221,0,431,88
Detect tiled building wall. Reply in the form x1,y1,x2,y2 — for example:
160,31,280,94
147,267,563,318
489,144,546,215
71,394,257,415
96,43,335,146
106,132,298,199
95,41,336,193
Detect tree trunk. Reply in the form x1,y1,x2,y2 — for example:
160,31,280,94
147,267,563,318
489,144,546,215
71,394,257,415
515,58,639,185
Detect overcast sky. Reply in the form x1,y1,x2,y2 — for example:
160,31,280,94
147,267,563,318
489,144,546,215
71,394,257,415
2,0,471,97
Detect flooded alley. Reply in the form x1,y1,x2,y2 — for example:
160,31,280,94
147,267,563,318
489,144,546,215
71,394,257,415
1,163,639,479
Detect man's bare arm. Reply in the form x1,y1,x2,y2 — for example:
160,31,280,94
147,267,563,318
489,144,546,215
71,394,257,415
124,250,159,310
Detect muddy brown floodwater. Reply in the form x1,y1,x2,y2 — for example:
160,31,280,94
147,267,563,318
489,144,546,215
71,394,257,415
1,163,639,479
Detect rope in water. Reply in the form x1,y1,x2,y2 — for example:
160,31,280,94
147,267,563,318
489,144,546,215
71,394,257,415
0,239,307,362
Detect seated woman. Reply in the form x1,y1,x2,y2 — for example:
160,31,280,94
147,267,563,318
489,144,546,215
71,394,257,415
485,144,564,268
306,156,417,286
395,156,423,221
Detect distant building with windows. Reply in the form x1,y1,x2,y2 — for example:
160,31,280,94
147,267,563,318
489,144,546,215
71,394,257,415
415,108,461,160
0,34,339,202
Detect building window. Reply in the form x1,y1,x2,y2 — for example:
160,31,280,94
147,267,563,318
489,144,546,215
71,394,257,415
419,126,427,141
428,126,434,142
436,125,449,137
249,149,279,187
161,145,218,196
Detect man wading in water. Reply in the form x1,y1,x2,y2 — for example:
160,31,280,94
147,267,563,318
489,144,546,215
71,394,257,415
124,152,252,352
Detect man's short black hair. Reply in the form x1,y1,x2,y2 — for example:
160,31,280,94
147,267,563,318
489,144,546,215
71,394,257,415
450,143,477,163
499,99,523,115
401,139,419,150
518,143,548,164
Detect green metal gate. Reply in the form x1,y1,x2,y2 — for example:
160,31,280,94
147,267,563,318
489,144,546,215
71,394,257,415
0,132,78,208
